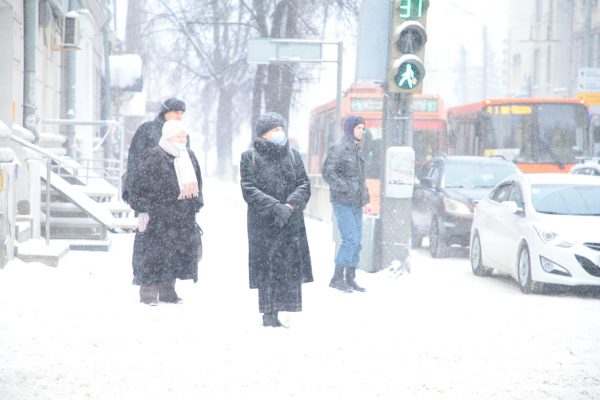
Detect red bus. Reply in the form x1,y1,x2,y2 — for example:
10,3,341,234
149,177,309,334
447,98,592,173
307,84,447,216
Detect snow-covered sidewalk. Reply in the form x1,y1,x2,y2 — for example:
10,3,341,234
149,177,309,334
1,178,600,400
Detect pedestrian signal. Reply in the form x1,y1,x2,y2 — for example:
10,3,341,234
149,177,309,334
388,0,429,93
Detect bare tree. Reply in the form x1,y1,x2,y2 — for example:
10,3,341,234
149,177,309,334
137,0,359,178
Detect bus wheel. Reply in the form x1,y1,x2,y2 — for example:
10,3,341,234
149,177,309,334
429,218,448,258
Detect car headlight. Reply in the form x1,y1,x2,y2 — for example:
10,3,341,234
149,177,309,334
533,226,576,248
443,198,471,215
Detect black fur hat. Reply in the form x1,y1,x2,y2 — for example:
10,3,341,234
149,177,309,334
159,97,186,116
255,112,287,136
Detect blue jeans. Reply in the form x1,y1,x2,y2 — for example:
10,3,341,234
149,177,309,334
332,201,363,268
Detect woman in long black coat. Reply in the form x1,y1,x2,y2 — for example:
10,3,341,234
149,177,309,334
240,112,313,327
128,120,203,305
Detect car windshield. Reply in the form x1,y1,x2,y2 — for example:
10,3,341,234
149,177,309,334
531,184,600,216
443,161,517,189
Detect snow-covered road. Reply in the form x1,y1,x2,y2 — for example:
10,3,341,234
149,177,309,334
1,178,600,399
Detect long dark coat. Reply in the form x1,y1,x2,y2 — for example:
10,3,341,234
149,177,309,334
127,147,204,285
240,138,313,290
122,116,165,204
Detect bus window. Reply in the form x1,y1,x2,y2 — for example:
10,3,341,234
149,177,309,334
536,104,589,163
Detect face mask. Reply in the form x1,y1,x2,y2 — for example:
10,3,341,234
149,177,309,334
269,130,287,146
173,142,187,151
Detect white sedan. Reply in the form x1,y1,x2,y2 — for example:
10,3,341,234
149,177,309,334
470,173,600,293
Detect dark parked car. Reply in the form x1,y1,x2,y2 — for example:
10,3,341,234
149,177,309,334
411,156,520,258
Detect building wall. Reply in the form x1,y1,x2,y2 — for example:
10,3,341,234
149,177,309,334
0,0,107,138
508,0,600,98
0,4,16,125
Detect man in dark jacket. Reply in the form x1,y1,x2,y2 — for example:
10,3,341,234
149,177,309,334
240,112,313,327
322,115,372,292
122,97,187,303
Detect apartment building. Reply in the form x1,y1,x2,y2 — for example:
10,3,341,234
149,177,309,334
507,0,600,99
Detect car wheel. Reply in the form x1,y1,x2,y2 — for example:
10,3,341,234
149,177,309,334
470,232,491,276
517,243,542,294
411,222,423,249
429,218,448,258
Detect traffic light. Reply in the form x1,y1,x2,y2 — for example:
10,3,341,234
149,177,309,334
388,0,429,93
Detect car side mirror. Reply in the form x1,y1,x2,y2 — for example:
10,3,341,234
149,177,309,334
501,200,524,216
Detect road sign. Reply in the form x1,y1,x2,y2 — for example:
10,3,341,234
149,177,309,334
247,39,323,64
577,92,600,105
578,68,600,92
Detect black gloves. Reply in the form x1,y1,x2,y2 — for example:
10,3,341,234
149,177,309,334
274,203,293,228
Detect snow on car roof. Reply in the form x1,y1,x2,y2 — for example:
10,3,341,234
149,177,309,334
522,173,600,185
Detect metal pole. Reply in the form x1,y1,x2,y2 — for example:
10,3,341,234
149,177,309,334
118,125,125,199
482,25,488,99
45,158,51,245
66,0,78,157
23,0,39,142
335,41,343,135
584,0,593,67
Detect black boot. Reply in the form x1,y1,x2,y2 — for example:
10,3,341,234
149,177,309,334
158,279,183,304
140,283,159,306
329,266,352,292
345,267,366,292
262,312,284,327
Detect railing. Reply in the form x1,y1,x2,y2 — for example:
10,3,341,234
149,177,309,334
37,119,125,199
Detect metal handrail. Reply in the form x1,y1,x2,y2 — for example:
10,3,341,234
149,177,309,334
37,118,125,198
10,134,80,172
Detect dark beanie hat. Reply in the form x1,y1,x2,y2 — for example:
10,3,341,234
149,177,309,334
343,115,365,137
159,97,186,116
255,112,287,137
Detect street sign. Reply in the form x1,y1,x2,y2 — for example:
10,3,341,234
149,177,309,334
247,39,323,64
577,92,600,106
578,68,600,92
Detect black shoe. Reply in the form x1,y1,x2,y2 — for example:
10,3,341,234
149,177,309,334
262,312,285,327
160,297,184,304
329,266,352,293
345,267,366,292
329,279,353,292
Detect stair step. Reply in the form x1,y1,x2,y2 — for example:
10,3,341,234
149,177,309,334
15,239,70,267
52,238,112,252
15,220,32,242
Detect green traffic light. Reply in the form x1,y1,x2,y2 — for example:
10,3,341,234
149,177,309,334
394,61,422,90
398,0,429,19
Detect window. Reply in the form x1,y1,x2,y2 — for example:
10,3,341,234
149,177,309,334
508,184,524,208
594,33,600,68
533,49,541,87
490,183,513,203
513,54,521,67
547,45,552,83
535,0,543,22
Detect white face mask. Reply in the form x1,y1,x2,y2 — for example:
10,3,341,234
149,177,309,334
270,130,287,145
173,142,187,151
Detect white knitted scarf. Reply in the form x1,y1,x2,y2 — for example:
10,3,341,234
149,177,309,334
159,138,199,199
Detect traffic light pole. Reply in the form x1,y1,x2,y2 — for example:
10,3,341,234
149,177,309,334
380,91,412,271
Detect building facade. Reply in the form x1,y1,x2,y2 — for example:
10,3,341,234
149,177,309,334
0,0,112,266
507,0,600,99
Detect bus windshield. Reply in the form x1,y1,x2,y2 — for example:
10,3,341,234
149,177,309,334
483,103,589,164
